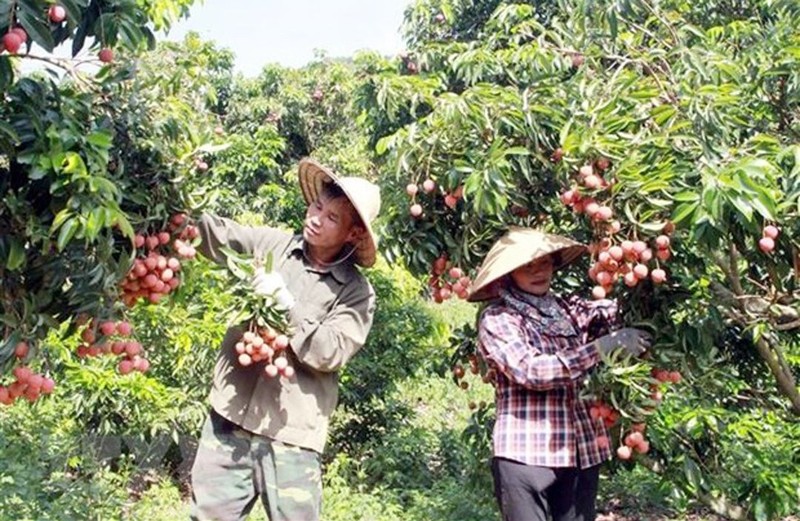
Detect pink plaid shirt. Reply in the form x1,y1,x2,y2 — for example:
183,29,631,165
478,289,618,469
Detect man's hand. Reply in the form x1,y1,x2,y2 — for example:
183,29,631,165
252,268,295,310
594,328,652,357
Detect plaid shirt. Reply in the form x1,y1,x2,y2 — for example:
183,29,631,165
478,289,619,468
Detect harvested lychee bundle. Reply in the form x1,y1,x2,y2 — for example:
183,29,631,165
234,326,294,379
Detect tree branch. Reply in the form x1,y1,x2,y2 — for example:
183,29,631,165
774,319,800,331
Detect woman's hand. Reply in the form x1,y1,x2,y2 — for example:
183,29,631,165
594,328,653,357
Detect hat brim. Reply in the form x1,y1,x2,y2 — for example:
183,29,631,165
467,228,587,302
298,159,378,267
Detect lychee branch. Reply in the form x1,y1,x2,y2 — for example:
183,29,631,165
711,247,800,415
7,52,99,84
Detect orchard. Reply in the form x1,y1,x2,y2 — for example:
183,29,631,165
1,0,799,520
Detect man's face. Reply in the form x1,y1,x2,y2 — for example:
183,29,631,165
510,255,554,296
303,195,363,253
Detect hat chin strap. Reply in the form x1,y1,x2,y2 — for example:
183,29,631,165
303,241,357,268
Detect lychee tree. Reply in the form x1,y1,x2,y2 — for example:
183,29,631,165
357,0,799,516
0,2,233,403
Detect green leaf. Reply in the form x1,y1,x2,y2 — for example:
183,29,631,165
51,208,74,231
56,218,80,251
671,202,698,226
85,207,107,240
726,194,753,222
673,191,700,203
683,458,703,491
110,210,134,239
17,3,56,53
60,152,88,177
0,55,13,92
0,118,18,143
503,146,529,156
196,142,232,154
86,131,113,149
6,239,25,270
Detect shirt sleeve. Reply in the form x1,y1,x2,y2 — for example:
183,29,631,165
478,305,600,391
289,278,376,373
196,213,286,264
564,293,621,342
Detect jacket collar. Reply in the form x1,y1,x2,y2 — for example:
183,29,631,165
288,234,356,284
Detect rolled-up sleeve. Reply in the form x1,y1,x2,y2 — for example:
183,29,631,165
197,213,288,264
289,279,375,373
478,306,599,391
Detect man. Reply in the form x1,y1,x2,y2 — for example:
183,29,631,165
190,158,381,521
468,227,651,521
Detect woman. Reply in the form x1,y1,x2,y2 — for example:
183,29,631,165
468,226,651,521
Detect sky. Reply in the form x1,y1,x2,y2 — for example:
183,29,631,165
164,0,412,76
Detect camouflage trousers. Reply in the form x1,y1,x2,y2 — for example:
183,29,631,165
190,410,322,521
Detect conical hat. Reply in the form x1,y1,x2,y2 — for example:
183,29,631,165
467,226,587,302
298,158,381,267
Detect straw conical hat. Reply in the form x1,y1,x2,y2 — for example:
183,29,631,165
298,158,381,267
467,226,587,302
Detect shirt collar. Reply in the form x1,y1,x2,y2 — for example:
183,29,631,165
501,287,578,337
288,234,355,284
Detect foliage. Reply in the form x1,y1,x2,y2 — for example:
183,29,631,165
323,373,497,521
0,0,196,89
0,25,226,382
0,398,131,521
355,0,800,517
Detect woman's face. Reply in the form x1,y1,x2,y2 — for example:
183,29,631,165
510,255,555,296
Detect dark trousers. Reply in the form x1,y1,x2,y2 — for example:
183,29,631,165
491,457,601,521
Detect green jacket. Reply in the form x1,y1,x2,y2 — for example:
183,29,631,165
197,213,376,453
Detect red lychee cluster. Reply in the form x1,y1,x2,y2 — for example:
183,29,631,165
589,401,621,430
560,163,614,221
616,428,650,460
400,52,418,74
0,365,55,405
406,179,465,217
591,367,682,460
559,159,676,299
759,224,779,253
1,27,28,54
0,342,56,405
443,185,464,210
194,157,209,171
428,255,472,303
650,367,682,404
120,213,198,307
452,355,495,411
452,354,495,393
591,403,650,460
75,319,150,375
235,327,294,379
587,232,672,299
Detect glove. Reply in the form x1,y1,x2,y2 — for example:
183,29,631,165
594,328,652,357
252,268,295,310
